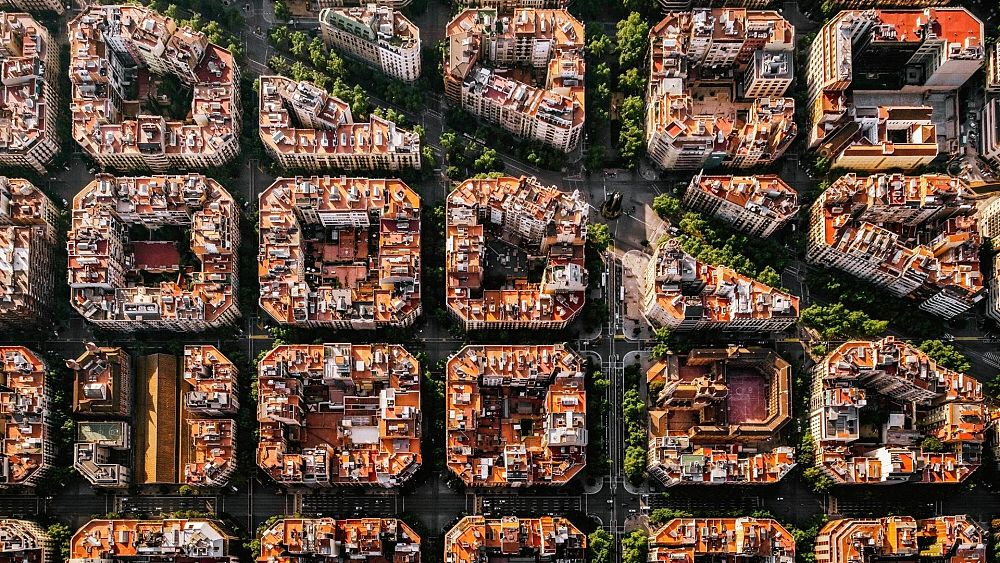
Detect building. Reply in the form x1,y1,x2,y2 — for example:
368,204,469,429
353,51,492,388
444,9,584,153
312,0,413,7
0,347,51,489
257,518,420,563
257,343,421,488
258,176,421,328
258,75,420,171
67,174,240,331
445,517,585,563
806,173,982,319
809,337,985,484
69,519,237,563
67,343,132,488
68,5,240,171
649,518,795,563
806,9,984,170
0,13,60,173
0,177,58,327
0,519,55,563
987,42,1000,94
815,516,986,563
183,345,239,416
446,176,588,330
641,238,799,331
982,198,1000,322
683,172,799,237
319,6,420,83
646,347,794,486
0,0,64,13
455,0,569,8
446,345,586,487
646,10,797,170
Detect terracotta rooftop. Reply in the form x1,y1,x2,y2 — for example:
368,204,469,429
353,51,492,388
816,516,986,563
69,518,235,562
0,347,49,488
444,516,585,563
649,517,795,563
0,13,58,164
257,518,420,563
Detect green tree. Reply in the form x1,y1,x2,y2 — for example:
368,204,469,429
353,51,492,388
273,0,290,21
920,436,947,453
588,223,613,251
802,466,834,493
652,193,681,220
917,340,972,373
473,148,503,173
588,529,614,563
757,265,781,288
587,30,613,59
621,531,649,563
617,95,645,167
618,67,646,95
800,303,888,340
649,508,693,526
616,12,649,69
47,523,72,562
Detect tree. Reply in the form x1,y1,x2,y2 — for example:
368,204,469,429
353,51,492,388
47,523,72,562
273,0,290,21
587,30,613,59
588,223,613,251
473,147,502,173
649,508,693,526
618,67,645,95
616,12,649,69
421,146,437,169
757,265,781,288
588,529,613,563
800,303,888,340
917,340,972,373
920,436,947,453
652,193,681,220
802,466,834,493
621,531,648,563
617,95,645,167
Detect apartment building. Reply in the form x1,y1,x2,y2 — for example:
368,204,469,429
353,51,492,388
446,176,587,330
0,519,55,563
319,5,420,83
641,238,799,331
647,347,794,486
982,198,1000,322
68,5,240,171
806,173,982,319
258,176,421,328
67,174,240,331
0,347,51,489
67,343,131,488
257,343,422,488
455,0,569,8
183,345,239,417
814,516,986,563
683,172,799,237
257,518,420,563
809,337,985,484
445,517,585,563
259,75,420,171
646,10,796,170
649,518,795,563
313,0,413,7
445,8,584,153
0,13,60,173
0,0,64,13
446,345,586,487
69,519,237,563
0,177,58,327
982,97,1000,168
806,8,984,170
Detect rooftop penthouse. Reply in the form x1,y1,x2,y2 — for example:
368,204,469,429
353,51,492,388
183,345,239,416
446,176,588,330
67,174,240,331
257,343,421,488
68,5,240,171
259,75,420,171
684,172,799,237
650,518,795,563
0,347,51,489
0,176,58,326
444,516,585,563
641,239,799,332
444,8,585,152
69,518,236,563
258,176,421,328
806,9,984,170
0,519,54,563
809,337,985,484
806,172,981,319
446,345,586,487
319,5,421,83
646,347,794,486
257,518,420,563
0,12,60,174
815,516,986,563
646,9,797,170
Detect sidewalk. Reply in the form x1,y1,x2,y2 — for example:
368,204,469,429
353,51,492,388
621,250,653,342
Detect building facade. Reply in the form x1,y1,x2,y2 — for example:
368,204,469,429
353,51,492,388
259,75,420,171
683,172,799,237
257,518,420,563
319,5,420,83
0,177,58,327
0,347,52,489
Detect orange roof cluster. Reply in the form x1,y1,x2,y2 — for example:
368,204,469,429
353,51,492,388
687,173,798,225
258,75,420,171
815,516,986,563
0,12,60,174
646,347,794,486
69,518,236,563
257,518,420,563
446,176,588,330
808,173,981,318
258,176,421,328
811,337,984,484
446,345,586,487
0,519,53,562
642,238,799,331
445,516,585,563
66,174,240,331
0,347,50,489
68,5,240,171
646,10,796,169
183,345,239,415
68,343,131,416
183,418,235,488
444,9,584,152
650,518,795,563
257,343,421,487
0,176,58,326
